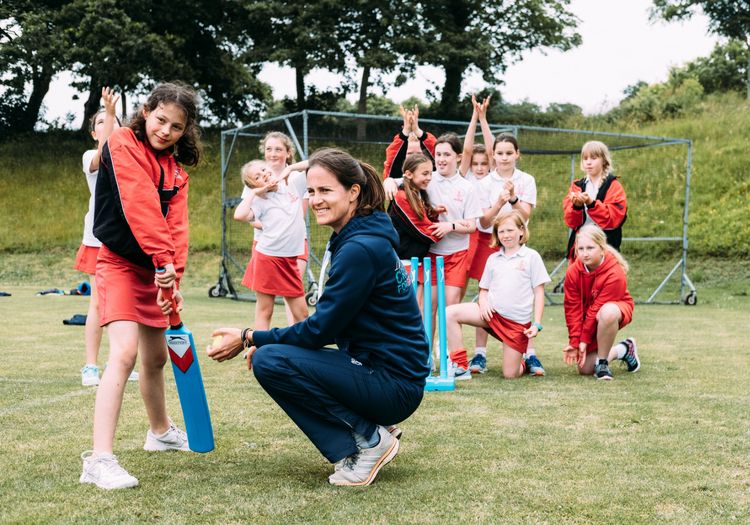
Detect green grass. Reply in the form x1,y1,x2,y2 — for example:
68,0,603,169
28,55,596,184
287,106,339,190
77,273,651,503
0,254,749,523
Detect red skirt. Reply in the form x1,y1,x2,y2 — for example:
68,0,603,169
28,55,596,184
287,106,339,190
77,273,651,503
96,246,168,328
74,244,100,275
468,231,499,280
417,250,470,288
242,250,304,298
484,312,530,354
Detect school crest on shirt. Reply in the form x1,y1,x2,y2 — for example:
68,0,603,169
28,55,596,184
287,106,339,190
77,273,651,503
453,191,464,203
394,261,412,295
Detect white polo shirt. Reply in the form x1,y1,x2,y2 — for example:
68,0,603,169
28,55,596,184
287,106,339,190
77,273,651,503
251,182,305,257
81,149,102,247
479,245,550,324
426,171,482,255
477,169,537,233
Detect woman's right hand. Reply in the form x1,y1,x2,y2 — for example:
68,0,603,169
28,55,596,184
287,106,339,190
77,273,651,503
101,87,120,116
207,328,245,362
154,264,176,288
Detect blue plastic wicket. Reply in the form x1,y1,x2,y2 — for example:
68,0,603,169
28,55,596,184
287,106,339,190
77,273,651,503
422,256,455,392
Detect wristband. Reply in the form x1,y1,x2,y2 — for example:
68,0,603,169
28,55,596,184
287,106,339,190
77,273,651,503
240,328,253,349
509,196,519,205
532,322,543,331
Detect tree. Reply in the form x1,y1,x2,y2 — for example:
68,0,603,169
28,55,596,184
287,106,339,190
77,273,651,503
63,0,271,129
0,1,69,133
418,0,581,118
243,1,349,111
337,0,420,138
651,0,750,98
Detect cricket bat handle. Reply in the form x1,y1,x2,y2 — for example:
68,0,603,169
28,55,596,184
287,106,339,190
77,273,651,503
156,268,182,327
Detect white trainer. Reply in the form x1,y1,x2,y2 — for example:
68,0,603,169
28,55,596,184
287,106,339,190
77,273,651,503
80,451,138,490
81,365,100,386
143,424,190,451
127,371,139,382
328,426,399,486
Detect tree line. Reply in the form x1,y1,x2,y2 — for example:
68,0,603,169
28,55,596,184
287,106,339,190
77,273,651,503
0,0,582,133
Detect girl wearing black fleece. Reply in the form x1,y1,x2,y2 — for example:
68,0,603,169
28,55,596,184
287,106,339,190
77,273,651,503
209,148,430,487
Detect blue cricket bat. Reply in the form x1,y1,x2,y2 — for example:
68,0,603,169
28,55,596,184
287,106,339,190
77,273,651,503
161,283,215,453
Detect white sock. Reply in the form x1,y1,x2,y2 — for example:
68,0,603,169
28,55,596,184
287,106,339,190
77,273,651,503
612,343,627,359
525,347,536,357
474,347,486,357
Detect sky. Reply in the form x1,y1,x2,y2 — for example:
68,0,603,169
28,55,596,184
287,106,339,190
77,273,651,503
41,0,720,126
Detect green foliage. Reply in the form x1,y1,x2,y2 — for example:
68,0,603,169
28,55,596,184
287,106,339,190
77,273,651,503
608,76,704,124
674,39,748,94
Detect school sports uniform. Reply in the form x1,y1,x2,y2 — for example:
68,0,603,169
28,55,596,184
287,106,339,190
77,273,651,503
423,171,482,287
74,149,103,274
387,186,441,262
563,253,634,353
382,131,437,179
563,174,627,259
479,246,550,353
470,169,538,280
251,211,429,463
93,127,189,328
241,181,306,298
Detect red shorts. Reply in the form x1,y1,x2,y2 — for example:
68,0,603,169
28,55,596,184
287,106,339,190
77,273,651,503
417,250,470,288
585,301,634,353
96,246,168,328
242,250,304,298
468,232,499,280
484,312,530,354
74,244,100,275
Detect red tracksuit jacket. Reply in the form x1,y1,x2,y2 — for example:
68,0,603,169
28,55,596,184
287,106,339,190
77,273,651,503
93,127,189,281
383,131,437,179
563,253,633,348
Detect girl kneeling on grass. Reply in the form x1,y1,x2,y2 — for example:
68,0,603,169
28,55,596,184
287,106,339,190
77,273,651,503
234,160,309,329
563,224,640,380
209,148,430,487
445,210,550,379
79,82,201,490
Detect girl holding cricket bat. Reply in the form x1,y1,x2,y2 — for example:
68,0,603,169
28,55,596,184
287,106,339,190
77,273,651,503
79,82,202,490
210,148,430,487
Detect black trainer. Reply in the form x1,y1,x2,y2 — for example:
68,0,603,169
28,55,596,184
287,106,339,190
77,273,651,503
594,359,613,380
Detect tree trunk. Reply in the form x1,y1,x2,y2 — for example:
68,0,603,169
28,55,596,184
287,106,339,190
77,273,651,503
356,64,371,141
439,61,465,118
295,68,306,111
81,78,101,133
121,91,127,121
746,40,750,100
18,66,53,132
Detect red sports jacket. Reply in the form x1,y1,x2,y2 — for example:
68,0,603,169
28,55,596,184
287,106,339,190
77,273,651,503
94,127,189,281
563,253,633,348
383,131,436,179
563,175,627,259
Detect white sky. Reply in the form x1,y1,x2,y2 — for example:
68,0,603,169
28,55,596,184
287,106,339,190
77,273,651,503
42,0,719,126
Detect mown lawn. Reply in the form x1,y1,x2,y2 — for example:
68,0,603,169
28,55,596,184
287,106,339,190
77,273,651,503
0,253,748,524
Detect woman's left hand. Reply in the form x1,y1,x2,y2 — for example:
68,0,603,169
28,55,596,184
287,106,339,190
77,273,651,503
156,287,182,316
207,328,245,362
578,342,588,367
523,325,539,339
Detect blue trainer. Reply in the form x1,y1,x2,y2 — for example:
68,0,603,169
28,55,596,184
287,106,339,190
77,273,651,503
525,355,545,376
620,338,640,372
469,353,487,374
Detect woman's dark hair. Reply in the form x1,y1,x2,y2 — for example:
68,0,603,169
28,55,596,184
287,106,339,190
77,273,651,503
435,132,462,155
493,132,519,153
129,82,202,166
402,153,438,221
308,147,385,217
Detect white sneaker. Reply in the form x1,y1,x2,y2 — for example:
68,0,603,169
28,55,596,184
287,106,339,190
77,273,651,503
143,424,190,451
80,451,138,490
127,371,139,382
81,365,100,386
449,361,472,381
328,426,399,486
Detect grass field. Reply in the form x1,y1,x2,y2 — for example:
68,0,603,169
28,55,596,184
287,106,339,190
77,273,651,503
0,253,748,524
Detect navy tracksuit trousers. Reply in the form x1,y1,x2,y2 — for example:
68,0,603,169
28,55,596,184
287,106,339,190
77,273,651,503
252,344,424,463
